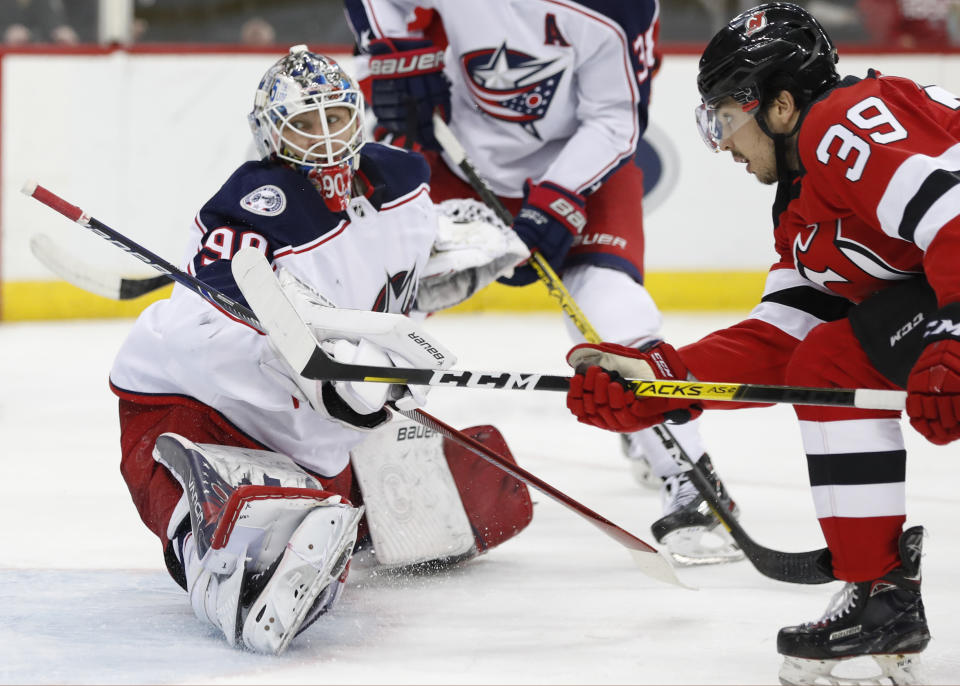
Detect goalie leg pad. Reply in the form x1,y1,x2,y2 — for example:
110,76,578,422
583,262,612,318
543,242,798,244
350,419,478,568
350,420,533,568
154,433,362,652
153,433,324,561
443,425,533,552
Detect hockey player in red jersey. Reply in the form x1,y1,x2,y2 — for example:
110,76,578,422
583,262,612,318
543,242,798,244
566,3,949,683
110,46,533,654
344,0,745,567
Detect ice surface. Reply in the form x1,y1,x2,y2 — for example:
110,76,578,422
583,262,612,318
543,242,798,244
1,312,957,684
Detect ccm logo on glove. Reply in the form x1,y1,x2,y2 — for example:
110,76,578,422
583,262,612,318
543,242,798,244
906,302,960,445
924,316,960,339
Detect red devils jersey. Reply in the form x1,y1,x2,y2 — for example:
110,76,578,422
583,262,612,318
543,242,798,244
681,71,960,388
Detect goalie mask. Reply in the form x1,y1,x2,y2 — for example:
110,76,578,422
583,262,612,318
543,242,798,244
694,2,838,152
249,46,365,211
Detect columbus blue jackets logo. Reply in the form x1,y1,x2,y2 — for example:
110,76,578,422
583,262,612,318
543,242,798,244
241,185,286,216
461,42,565,139
373,267,418,314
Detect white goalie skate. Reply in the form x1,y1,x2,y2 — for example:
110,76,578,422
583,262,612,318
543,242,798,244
241,503,363,654
157,433,363,654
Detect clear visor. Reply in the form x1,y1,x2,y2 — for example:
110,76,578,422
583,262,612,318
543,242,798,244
265,89,365,169
695,97,760,152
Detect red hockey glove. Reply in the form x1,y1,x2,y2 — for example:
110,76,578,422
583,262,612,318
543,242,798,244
500,180,586,286
565,341,703,432
906,303,960,445
368,38,450,151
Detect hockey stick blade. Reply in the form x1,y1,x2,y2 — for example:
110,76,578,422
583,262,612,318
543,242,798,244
23,180,265,331
30,233,172,300
231,247,688,587
654,426,834,585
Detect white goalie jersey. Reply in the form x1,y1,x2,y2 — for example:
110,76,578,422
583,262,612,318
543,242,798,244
110,145,523,477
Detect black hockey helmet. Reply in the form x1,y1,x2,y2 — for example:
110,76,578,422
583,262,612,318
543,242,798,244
698,3,838,108
695,3,838,151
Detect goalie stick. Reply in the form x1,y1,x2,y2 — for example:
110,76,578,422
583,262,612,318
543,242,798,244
21,180,685,587
430,118,838,585
30,233,172,300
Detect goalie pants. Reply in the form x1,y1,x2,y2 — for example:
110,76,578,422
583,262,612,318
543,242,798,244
785,279,935,582
424,152,647,282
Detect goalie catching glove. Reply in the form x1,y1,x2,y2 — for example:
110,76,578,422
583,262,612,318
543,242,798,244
566,341,703,432
415,198,530,312
262,268,457,430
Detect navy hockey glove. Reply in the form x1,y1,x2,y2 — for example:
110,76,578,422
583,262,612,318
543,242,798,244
500,180,587,286
907,303,960,445
368,38,450,151
566,341,703,432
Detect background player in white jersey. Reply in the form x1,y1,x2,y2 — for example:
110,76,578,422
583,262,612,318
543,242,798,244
343,0,743,565
565,3,960,683
109,46,533,654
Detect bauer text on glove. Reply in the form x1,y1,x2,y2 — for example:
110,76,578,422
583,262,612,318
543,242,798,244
367,38,450,151
499,180,586,286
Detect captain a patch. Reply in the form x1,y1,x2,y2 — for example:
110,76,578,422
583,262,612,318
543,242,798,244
241,185,286,216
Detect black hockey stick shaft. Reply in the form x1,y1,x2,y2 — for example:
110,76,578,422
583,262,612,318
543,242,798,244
298,347,903,408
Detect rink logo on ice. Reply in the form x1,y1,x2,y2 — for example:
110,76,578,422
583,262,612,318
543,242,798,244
241,185,287,216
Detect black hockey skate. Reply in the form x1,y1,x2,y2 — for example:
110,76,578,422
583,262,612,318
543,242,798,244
777,526,930,686
650,453,743,566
